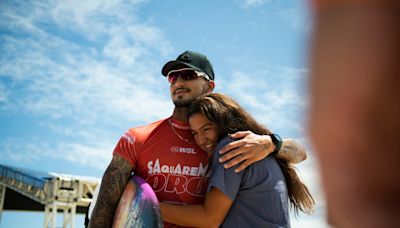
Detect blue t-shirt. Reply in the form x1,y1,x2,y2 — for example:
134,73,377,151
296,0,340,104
207,136,290,228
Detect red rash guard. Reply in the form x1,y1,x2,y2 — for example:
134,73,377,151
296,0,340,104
113,117,210,228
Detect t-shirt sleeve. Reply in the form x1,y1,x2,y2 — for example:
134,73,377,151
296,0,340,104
112,129,140,169
207,136,244,201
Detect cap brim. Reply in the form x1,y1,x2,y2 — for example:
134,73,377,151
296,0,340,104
161,60,203,76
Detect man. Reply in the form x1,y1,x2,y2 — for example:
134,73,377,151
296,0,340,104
309,1,400,227
89,50,306,227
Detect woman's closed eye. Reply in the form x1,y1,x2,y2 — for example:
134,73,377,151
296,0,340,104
203,127,210,132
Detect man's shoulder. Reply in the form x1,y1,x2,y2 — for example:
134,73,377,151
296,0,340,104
133,118,168,130
125,118,169,139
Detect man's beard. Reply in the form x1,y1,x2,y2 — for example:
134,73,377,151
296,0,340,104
173,84,210,108
173,99,194,108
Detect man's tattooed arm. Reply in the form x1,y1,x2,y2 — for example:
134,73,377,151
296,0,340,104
88,154,133,228
277,138,307,164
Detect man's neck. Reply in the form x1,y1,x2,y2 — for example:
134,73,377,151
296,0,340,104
172,107,190,122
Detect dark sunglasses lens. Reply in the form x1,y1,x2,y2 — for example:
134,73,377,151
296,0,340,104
180,71,197,80
167,72,178,83
167,70,197,83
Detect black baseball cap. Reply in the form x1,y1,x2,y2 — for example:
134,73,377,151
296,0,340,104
161,50,215,80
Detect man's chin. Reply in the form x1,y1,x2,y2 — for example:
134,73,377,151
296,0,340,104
173,99,194,108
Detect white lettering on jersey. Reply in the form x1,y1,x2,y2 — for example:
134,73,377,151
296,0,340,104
147,159,208,177
170,146,196,154
146,159,209,197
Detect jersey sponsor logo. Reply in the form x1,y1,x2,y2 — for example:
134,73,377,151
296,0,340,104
147,159,208,177
148,174,208,197
146,159,209,197
170,146,196,154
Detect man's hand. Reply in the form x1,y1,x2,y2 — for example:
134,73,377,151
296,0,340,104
218,131,274,173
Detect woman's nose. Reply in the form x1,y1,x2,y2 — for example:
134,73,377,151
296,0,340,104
198,134,208,146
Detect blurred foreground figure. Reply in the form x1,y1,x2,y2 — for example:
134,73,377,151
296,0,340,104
309,1,400,227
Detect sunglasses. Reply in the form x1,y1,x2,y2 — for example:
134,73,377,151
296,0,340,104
167,68,210,84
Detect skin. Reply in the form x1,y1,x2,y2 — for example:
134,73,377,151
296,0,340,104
219,132,306,172
309,1,400,227
159,113,234,227
169,74,215,120
160,187,232,228
88,154,132,227
189,113,220,155
89,71,306,227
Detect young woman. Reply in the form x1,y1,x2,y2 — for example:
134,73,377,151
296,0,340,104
160,93,314,227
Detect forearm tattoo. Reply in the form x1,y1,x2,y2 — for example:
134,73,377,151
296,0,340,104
88,155,132,228
277,139,307,164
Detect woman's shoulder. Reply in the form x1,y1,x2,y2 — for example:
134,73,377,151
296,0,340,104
209,136,236,165
214,135,236,152
219,135,235,144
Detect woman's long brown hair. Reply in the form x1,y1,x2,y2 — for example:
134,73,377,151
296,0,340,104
188,93,314,215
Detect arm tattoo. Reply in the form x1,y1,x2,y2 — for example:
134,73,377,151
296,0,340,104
277,139,307,164
88,154,133,228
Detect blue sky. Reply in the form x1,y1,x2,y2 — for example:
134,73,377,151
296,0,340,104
0,0,328,227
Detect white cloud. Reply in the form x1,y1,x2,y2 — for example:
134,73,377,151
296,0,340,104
0,138,113,170
234,0,311,32
0,0,174,124
292,215,329,228
236,0,272,9
279,1,312,32
60,143,113,170
218,66,308,137
102,36,144,66
0,139,46,164
46,0,173,55
0,82,8,103
124,24,174,55
50,0,142,37
0,0,175,170
1,116,118,170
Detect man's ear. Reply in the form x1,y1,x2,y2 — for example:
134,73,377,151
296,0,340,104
207,81,215,92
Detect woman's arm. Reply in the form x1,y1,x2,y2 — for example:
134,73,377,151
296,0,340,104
160,187,233,227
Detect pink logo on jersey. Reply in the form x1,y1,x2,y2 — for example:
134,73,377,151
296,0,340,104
171,146,180,153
